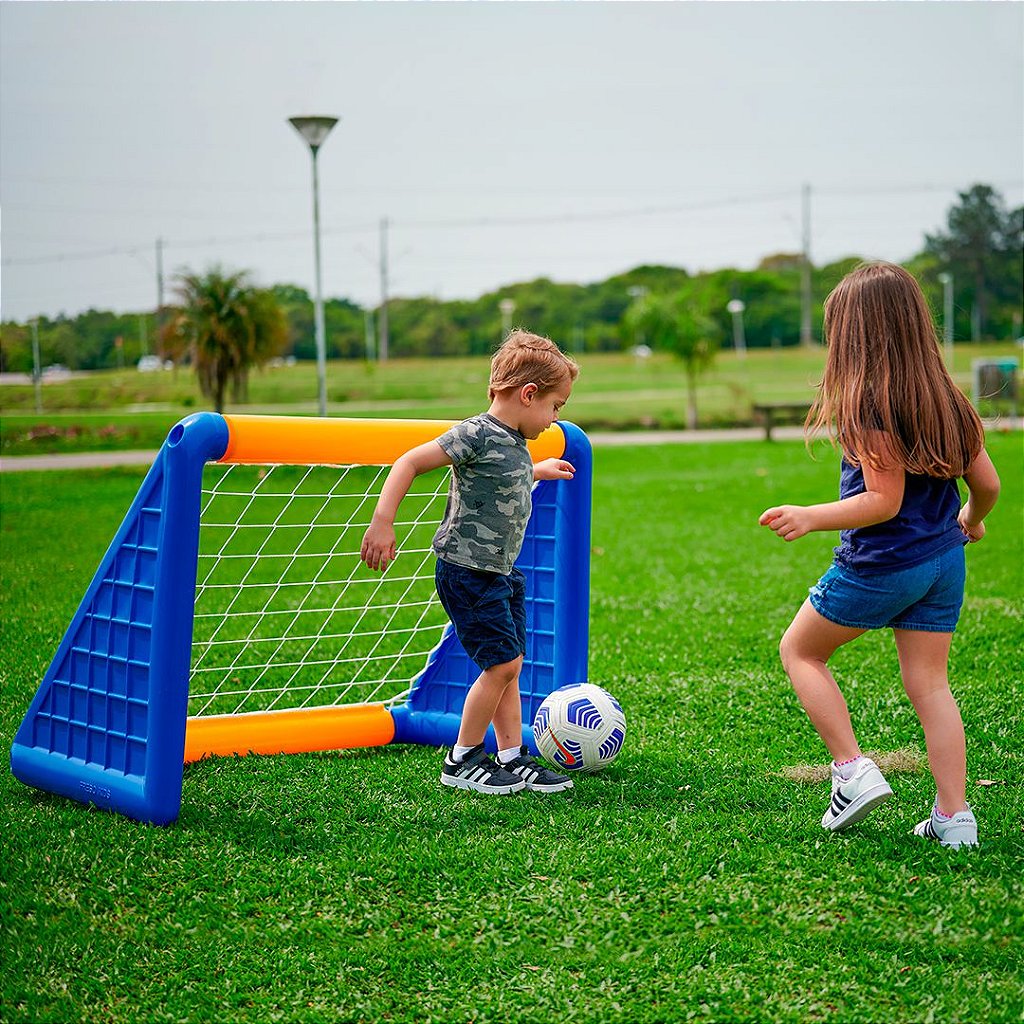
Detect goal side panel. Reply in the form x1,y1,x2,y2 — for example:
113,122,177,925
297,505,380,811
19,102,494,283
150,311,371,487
10,413,229,825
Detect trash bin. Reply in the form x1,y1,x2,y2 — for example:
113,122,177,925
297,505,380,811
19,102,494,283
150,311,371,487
972,359,1020,418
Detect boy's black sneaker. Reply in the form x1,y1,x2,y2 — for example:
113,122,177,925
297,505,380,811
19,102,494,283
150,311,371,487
440,745,526,795
501,746,574,793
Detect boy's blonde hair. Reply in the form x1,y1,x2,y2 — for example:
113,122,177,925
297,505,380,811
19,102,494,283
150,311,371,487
488,329,579,400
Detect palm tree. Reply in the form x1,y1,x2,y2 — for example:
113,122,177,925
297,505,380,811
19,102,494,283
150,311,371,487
162,267,288,412
625,292,721,429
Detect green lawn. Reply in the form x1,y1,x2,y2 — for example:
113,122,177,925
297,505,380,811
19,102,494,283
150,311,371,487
2,343,1019,455
1,434,1022,1023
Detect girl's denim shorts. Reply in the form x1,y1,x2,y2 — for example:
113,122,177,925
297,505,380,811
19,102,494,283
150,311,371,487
435,558,527,670
809,543,966,633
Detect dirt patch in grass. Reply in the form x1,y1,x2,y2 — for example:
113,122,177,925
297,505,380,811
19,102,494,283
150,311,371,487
780,747,925,784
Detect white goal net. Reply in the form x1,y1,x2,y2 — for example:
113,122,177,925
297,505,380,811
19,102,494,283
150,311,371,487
188,462,453,719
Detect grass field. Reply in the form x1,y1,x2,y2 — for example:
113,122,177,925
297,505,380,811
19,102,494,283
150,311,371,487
2,434,1022,1023
2,343,1019,455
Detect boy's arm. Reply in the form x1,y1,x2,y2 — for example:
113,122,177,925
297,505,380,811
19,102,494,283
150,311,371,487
534,458,575,481
959,447,1000,542
360,440,453,572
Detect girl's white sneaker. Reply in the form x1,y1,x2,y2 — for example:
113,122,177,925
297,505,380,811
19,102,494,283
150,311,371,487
913,805,979,849
821,757,893,831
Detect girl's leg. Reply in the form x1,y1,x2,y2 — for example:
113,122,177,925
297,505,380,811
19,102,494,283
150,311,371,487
779,600,866,762
455,656,523,748
893,629,966,814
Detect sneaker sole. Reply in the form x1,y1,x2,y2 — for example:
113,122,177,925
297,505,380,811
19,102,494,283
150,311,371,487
822,783,893,832
912,821,979,849
440,773,526,795
523,779,574,793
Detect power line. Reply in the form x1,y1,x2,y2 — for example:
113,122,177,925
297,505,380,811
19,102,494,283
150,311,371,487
4,179,1021,269
1,222,378,267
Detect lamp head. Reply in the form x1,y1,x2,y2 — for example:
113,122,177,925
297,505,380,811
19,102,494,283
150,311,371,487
289,116,339,151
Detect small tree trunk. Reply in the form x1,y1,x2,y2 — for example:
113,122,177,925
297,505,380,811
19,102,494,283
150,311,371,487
214,366,228,414
686,368,698,430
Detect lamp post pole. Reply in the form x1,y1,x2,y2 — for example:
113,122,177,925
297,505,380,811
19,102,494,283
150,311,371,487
727,299,747,359
289,115,338,417
800,183,814,348
938,272,954,369
499,298,516,343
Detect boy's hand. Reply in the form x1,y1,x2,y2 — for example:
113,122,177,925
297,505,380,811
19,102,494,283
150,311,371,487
361,519,398,572
958,506,986,543
759,504,813,541
534,458,575,481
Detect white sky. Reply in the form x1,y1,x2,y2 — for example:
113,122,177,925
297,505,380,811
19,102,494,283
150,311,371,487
1,1,1021,322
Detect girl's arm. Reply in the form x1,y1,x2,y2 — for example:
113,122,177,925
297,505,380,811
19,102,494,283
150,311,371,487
360,441,453,572
958,447,1000,542
760,433,905,542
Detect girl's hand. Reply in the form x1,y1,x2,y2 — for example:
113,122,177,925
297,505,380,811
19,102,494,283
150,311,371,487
361,520,397,572
759,504,813,542
534,458,575,481
958,506,986,543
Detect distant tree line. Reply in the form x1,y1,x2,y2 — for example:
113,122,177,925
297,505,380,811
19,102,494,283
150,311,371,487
2,183,1020,377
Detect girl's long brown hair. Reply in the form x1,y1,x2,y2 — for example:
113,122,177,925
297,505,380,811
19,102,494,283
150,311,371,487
806,262,984,478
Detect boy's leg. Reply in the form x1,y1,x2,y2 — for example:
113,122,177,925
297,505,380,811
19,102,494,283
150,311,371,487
893,628,967,814
491,667,524,752
779,599,866,762
455,656,523,748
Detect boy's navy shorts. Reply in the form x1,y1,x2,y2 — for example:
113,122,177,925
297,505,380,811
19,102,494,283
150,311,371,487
435,558,526,670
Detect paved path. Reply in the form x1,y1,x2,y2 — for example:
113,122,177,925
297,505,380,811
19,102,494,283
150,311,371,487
1,449,167,472
4,419,1018,472
0,427,813,472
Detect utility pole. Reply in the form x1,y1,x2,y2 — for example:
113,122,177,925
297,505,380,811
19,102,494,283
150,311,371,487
31,318,42,413
378,217,390,362
156,237,165,357
364,308,376,362
800,184,814,348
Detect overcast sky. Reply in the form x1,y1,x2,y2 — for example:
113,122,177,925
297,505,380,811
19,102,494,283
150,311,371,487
1,1,1021,323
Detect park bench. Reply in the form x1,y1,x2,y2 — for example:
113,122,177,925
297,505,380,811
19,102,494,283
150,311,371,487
752,402,812,441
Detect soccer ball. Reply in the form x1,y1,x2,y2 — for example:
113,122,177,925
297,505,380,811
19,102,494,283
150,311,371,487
532,683,626,773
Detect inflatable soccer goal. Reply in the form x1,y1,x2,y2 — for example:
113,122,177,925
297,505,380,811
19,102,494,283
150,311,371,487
10,413,592,825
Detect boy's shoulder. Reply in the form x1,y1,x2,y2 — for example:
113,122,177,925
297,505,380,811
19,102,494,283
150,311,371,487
439,414,529,469
443,413,525,448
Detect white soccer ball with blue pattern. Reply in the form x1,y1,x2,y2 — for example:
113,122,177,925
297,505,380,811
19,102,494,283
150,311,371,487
532,683,626,773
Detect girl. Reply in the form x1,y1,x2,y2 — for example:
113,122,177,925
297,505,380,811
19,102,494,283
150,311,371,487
760,262,1000,849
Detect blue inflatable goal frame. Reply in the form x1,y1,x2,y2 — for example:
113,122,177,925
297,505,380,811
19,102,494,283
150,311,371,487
10,413,592,825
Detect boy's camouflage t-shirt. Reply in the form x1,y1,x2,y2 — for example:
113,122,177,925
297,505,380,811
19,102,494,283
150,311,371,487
432,413,534,574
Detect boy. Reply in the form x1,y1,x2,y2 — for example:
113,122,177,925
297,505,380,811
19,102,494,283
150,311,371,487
360,330,579,794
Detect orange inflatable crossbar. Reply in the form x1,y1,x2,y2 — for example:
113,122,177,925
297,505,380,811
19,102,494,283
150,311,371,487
183,703,396,763
219,415,566,466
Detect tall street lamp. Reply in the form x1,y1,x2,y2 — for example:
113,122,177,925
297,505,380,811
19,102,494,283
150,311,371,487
499,298,516,342
937,272,954,368
627,285,649,354
727,299,747,359
289,115,338,417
